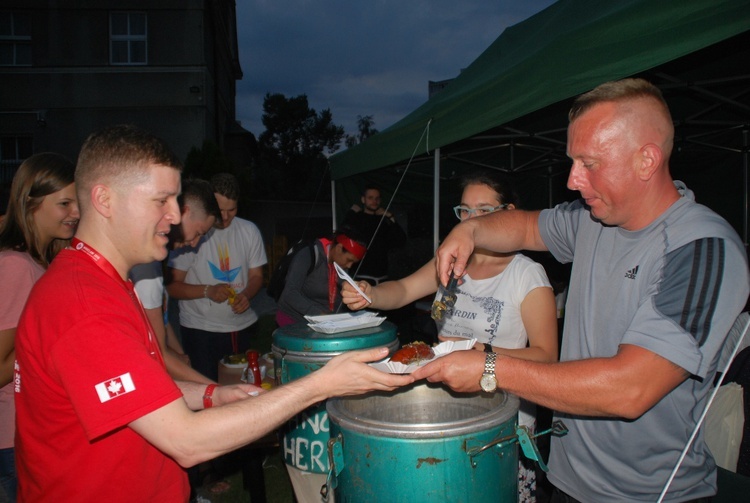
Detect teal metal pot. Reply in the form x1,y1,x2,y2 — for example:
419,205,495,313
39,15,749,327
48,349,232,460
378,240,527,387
272,321,399,474
326,382,520,502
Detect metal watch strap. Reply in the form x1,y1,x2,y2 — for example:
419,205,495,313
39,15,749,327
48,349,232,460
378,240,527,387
484,352,497,373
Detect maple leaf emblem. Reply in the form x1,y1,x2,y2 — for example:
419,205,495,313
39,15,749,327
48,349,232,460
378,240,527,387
95,373,135,402
107,379,123,395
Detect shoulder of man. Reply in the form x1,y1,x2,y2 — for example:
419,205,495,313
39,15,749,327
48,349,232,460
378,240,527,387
662,198,743,253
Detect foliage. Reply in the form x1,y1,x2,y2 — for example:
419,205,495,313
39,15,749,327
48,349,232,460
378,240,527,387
257,93,345,201
183,140,236,181
182,139,263,211
182,95,372,204
345,115,379,148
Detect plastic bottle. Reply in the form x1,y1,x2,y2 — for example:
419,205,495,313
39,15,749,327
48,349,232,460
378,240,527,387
245,350,262,385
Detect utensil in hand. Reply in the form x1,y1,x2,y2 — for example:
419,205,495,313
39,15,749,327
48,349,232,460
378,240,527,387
431,273,459,320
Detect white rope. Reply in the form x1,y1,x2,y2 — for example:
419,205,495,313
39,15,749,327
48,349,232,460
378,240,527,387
337,119,433,312
350,119,433,277
657,314,750,502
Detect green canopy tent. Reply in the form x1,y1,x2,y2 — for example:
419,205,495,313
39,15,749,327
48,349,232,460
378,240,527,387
329,0,750,253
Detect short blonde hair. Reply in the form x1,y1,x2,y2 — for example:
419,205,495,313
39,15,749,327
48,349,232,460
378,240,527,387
75,124,182,206
569,78,674,157
569,78,671,123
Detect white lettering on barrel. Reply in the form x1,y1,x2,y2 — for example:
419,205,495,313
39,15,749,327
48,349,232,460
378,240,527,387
295,437,309,469
297,411,330,434
283,436,295,464
283,435,330,471
310,439,326,472
283,410,331,471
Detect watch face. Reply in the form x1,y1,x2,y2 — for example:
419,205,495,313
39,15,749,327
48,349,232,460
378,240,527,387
480,374,497,392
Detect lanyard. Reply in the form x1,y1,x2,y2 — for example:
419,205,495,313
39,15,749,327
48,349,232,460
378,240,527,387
71,238,166,368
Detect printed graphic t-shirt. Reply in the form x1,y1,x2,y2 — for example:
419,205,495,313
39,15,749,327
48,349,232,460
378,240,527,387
169,217,267,332
437,253,552,427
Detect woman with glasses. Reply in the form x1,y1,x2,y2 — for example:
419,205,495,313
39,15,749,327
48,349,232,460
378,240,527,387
341,170,558,502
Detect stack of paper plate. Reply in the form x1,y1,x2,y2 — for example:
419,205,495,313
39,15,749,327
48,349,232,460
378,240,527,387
305,311,386,334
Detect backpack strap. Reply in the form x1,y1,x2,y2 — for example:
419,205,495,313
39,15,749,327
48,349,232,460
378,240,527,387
307,241,320,275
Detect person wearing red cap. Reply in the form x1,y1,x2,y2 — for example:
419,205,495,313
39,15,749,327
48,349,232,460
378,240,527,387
276,230,367,326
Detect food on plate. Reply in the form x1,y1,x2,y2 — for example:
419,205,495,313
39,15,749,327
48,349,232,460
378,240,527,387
390,341,435,365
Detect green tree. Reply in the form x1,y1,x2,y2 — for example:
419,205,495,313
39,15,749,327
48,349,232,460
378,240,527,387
258,93,345,201
183,140,236,181
345,115,378,148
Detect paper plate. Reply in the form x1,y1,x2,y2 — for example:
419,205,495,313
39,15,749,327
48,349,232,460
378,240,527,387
369,338,477,374
308,316,386,334
304,311,379,324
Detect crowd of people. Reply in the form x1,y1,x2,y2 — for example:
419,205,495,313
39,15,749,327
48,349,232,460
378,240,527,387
1,77,748,503
6,125,412,503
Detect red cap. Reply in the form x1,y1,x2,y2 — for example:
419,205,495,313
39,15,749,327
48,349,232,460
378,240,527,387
336,234,367,260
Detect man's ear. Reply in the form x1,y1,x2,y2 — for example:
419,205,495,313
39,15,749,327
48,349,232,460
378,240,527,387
90,184,113,218
506,203,516,210
637,143,662,181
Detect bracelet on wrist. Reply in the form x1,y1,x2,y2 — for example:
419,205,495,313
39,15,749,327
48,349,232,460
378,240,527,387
203,384,218,409
203,284,209,299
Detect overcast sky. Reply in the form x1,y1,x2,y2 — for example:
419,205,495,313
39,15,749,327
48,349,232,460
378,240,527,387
234,0,557,138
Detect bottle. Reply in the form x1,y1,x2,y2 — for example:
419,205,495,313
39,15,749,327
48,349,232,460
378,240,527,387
245,350,262,385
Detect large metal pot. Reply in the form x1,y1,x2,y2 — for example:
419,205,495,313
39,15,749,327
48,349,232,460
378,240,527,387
326,381,520,502
272,321,399,474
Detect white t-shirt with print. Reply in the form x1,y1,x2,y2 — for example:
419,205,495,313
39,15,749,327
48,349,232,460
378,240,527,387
169,217,267,332
438,253,552,427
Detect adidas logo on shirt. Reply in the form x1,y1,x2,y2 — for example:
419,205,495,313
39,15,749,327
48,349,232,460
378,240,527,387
624,265,639,280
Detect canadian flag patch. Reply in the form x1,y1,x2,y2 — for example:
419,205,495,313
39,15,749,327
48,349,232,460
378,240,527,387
95,373,136,403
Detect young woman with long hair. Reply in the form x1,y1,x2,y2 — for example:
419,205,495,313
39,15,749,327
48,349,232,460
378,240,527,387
0,153,79,501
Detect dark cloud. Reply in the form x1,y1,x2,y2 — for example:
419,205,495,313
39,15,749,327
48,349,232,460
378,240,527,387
236,0,556,137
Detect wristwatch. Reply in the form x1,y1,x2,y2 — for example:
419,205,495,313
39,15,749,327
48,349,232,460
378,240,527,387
480,352,497,392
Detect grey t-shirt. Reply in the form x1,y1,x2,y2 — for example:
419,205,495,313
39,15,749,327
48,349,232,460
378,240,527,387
538,182,749,502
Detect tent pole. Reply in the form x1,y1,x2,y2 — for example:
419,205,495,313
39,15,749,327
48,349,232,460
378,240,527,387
744,129,748,248
548,166,553,208
331,180,337,232
434,148,441,252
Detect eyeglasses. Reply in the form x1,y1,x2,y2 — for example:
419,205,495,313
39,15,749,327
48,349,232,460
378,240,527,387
453,204,508,221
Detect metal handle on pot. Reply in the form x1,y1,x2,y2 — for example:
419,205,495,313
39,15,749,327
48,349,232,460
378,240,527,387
276,348,288,385
467,420,568,472
322,434,345,502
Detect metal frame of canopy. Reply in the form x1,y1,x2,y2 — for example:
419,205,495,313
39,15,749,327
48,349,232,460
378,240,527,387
332,28,750,250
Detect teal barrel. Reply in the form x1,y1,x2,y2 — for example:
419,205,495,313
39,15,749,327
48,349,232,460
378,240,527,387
326,382,519,502
272,321,399,474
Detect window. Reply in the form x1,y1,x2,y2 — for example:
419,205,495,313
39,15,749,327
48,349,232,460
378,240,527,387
0,136,33,184
0,12,32,66
110,12,147,65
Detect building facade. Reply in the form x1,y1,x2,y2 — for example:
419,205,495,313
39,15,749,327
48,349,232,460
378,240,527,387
0,0,252,209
